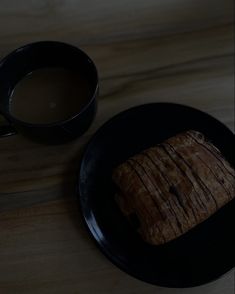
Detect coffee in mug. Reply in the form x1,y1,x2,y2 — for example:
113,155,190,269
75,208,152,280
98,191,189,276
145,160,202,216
10,67,91,124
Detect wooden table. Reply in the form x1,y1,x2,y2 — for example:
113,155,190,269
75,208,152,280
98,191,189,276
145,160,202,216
0,1,234,293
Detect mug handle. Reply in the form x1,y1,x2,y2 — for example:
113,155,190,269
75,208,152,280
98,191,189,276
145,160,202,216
0,114,17,137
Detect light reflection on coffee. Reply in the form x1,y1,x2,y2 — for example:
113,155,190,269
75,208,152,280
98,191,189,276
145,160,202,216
10,67,90,124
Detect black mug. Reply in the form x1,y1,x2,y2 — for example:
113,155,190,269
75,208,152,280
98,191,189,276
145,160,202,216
0,41,98,144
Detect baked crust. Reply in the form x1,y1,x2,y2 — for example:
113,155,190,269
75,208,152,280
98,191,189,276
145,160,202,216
112,130,235,245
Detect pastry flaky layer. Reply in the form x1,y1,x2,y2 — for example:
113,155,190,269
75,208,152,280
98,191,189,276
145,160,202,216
112,130,235,245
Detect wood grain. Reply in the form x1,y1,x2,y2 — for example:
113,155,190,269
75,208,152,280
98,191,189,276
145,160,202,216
0,199,234,294
0,0,233,50
0,1,234,292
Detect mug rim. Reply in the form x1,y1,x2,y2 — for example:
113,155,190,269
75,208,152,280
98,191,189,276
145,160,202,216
0,41,99,128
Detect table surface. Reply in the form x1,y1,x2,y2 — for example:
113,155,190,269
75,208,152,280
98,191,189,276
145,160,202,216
0,1,234,293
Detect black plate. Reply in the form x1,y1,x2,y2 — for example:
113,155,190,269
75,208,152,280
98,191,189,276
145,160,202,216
78,103,235,288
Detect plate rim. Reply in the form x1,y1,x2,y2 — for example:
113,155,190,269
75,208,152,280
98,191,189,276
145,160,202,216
78,102,235,288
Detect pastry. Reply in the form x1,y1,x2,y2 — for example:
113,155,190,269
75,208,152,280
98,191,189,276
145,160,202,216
112,130,235,245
